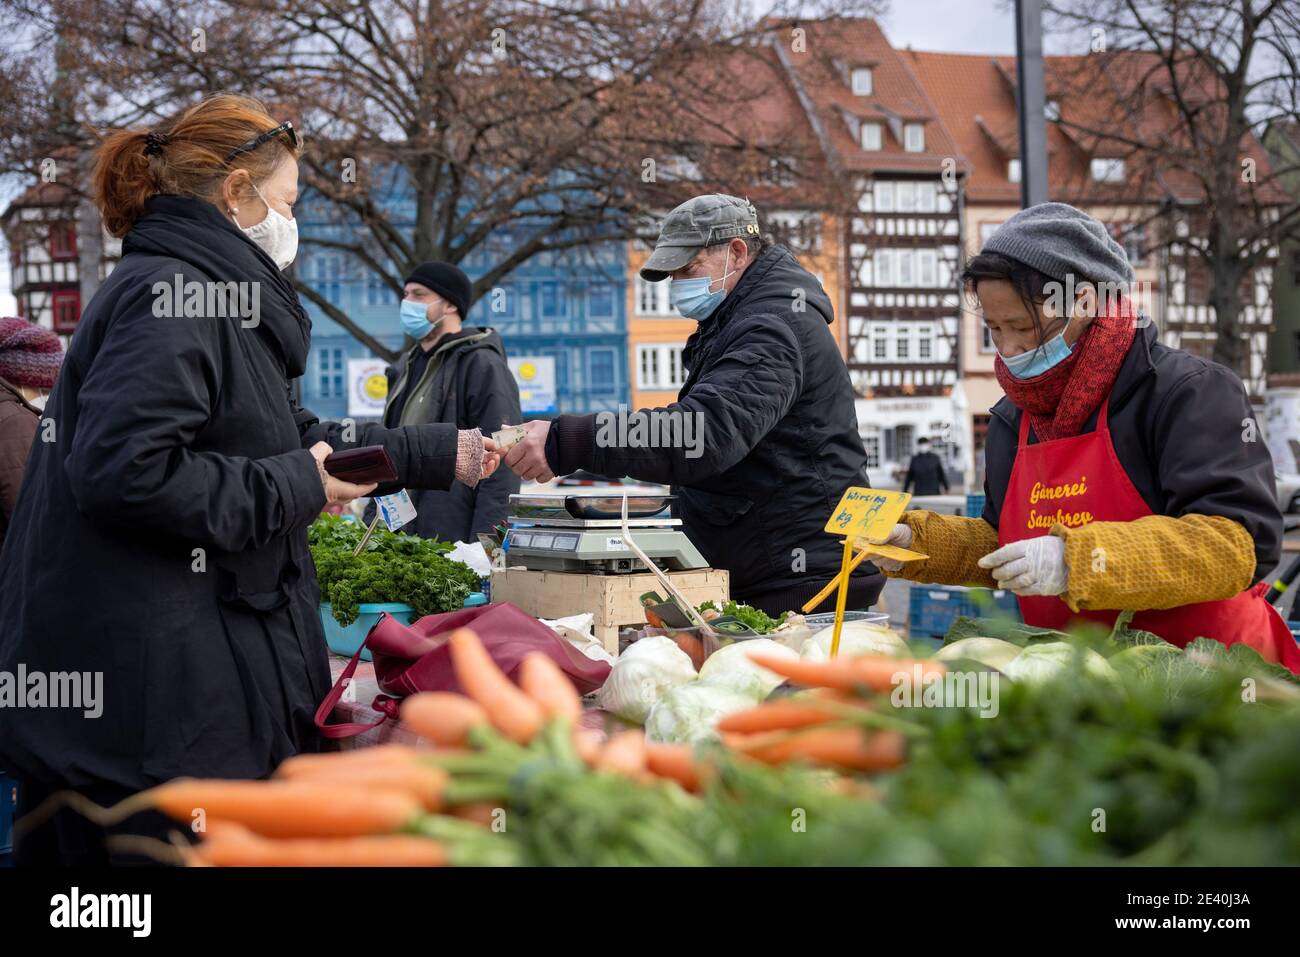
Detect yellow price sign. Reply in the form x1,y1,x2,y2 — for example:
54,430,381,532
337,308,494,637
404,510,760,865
824,487,911,543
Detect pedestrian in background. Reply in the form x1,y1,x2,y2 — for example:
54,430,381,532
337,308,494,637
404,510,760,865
377,261,521,542
0,317,62,551
902,437,950,496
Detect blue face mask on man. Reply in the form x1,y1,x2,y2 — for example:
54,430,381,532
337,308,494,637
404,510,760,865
999,314,1074,379
669,248,735,321
400,298,441,340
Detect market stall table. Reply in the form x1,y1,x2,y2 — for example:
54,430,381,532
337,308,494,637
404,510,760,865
326,656,611,750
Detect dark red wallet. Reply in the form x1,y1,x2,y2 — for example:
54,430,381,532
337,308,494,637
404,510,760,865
322,445,399,484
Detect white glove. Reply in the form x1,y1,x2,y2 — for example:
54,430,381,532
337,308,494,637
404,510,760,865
977,536,1069,596
871,523,914,573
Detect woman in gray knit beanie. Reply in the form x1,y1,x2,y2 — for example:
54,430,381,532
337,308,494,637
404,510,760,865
879,202,1298,671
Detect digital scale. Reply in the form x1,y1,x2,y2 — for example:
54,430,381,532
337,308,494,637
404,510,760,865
504,492,707,574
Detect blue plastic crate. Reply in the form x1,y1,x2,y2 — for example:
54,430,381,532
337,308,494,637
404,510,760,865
0,773,17,866
964,494,986,518
908,584,1021,637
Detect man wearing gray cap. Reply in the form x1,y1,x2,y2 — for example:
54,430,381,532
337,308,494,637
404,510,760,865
504,193,883,616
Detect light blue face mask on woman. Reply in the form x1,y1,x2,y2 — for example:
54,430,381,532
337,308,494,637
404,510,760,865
400,299,440,339
1000,314,1074,379
669,249,735,320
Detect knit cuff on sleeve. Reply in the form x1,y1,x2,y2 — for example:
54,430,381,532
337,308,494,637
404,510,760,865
886,511,1000,587
454,428,484,487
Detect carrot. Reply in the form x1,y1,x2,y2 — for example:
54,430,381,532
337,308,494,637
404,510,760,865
644,742,709,791
401,692,490,747
573,727,604,766
741,727,905,772
141,779,423,838
747,652,945,694
716,699,840,734
672,632,705,671
448,629,545,744
194,820,446,867
267,762,448,811
451,802,501,827
518,653,582,722
594,729,648,777
276,745,426,779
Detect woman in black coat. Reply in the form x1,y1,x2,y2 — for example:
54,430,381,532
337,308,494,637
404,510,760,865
0,94,500,864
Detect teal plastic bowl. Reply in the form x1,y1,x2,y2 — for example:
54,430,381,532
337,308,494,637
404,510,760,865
319,603,415,662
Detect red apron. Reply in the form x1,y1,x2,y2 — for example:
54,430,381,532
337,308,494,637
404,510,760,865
999,397,1300,672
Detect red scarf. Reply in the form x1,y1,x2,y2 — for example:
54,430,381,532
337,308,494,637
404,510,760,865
995,299,1137,442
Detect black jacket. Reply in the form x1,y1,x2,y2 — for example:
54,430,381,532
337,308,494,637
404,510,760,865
903,450,949,496
0,195,459,790
982,323,1282,581
375,328,521,542
547,245,881,610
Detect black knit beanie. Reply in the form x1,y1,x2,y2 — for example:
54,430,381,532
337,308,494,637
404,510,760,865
404,262,472,318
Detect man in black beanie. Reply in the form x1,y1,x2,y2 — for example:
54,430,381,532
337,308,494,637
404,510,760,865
378,261,521,541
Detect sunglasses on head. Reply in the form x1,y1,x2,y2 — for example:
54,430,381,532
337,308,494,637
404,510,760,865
224,120,300,164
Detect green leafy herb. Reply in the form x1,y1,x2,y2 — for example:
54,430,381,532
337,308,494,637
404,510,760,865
697,599,788,635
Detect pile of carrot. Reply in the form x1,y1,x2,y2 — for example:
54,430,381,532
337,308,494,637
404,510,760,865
78,631,932,866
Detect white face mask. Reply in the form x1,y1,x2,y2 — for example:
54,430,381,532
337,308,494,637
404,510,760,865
237,183,298,270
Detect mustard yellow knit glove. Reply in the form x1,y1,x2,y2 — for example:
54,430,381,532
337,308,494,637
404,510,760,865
884,511,1000,588
1053,514,1256,613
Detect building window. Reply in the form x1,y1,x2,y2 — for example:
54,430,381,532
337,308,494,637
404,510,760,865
896,328,910,359
851,67,873,95
918,331,933,359
48,222,77,262
637,344,686,390
1007,159,1021,183
873,180,895,212
981,323,996,353
635,276,674,316
916,181,937,212
587,283,615,319
314,255,342,306
1108,222,1146,268
1185,263,1210,306
874,249,895,286
51,289,80,334
588,347,616,392
861,122,882,151
1090,157,1126,183
539,281,568,318
318,347,346,398
897,250,914,286
366,276,395,306
917,250,937,288
862,431,881,467
1044,99,1060,121
873,334,888,359
903,123,925,153
897,181,916,213
979,221,1004,245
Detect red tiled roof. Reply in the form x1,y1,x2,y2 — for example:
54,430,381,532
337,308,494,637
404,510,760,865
777,19,968,177
906,47,1287,206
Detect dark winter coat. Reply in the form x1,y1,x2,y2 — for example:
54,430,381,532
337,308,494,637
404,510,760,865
982,323,1282,580
903,450,949,496
375,327,521,542
547,245,881,611
0,194,459,791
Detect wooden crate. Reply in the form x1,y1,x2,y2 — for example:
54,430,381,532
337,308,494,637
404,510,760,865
489,566,729,655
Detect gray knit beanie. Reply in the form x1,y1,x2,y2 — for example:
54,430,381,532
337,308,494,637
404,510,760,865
981,202,1135,287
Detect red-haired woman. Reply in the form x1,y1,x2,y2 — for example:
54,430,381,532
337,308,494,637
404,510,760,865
0,94,499,864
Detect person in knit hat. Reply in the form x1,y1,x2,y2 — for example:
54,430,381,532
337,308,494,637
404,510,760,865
0,316,63,549
876,202,1298,671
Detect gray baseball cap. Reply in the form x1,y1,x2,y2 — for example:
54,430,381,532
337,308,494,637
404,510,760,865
640,194,760,282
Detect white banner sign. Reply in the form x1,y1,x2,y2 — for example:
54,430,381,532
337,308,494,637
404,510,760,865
509,356,557,415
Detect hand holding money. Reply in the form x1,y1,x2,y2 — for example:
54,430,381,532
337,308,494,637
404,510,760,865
502,420,555,483
491,425,528,451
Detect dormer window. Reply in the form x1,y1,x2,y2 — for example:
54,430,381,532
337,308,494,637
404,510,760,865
852,68,873,96
1090,157,1125,183
1008,158,1022,183
1044,99,1061,121
861,122,882,151
904,123,925,152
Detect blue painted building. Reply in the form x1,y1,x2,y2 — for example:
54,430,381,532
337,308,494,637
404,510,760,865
295,186,629,421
